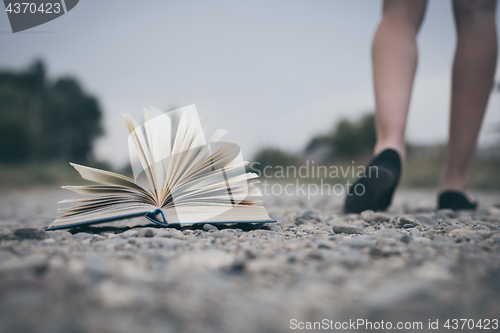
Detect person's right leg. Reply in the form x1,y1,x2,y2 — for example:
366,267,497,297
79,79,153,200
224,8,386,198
372,0,428,163
439,0,498,207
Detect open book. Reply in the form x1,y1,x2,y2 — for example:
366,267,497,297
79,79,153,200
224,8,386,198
46,105,275,231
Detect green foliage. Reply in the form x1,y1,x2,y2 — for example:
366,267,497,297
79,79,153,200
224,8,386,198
0,59,103,163
402,146,500,190
252,148,298,173
0,161,86,188
250,112,500,189
305,113,376,160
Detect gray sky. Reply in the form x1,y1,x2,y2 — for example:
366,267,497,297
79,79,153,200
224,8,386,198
1,0,499,167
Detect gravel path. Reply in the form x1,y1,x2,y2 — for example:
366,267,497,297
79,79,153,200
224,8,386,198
0,187,499,333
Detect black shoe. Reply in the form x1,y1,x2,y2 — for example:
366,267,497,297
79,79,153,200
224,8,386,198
438,191,477,210
344,149,401,213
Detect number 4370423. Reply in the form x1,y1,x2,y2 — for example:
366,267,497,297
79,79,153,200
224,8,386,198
5,2,61,14
444,319,498,330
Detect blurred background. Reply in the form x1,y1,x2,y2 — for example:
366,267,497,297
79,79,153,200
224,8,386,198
0,0,499,189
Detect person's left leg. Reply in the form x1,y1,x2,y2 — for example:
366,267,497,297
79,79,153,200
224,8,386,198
344,0,427,213
372,0,428,164
439,0,498,207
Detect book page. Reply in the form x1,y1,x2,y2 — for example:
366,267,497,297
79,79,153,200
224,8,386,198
49,203,157,228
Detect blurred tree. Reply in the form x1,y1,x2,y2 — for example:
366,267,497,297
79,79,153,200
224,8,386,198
252,148,298,173
0,60,103,163
305,113,376,160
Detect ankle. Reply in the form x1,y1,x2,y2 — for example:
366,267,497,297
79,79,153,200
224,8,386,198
439,171,469,193
374,142,406,166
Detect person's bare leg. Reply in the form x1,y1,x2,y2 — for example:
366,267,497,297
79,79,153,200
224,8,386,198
372,0,427,161
344,0,428,213
440,0,498,197
372,0,428,163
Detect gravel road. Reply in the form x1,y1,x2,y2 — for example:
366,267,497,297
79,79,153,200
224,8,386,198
0,187,499,333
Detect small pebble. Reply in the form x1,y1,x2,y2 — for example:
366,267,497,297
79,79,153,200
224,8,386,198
14,228,48,240
203,224,218,232
400,235,412,244
332,223,364,235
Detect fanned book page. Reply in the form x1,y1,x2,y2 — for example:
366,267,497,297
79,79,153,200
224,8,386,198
47,105,275,231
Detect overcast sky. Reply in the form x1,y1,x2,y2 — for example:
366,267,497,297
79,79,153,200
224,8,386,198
1,0,499,167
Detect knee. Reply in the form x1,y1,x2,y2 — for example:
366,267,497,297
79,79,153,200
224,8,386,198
454,0,497,25
381,0,427,33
